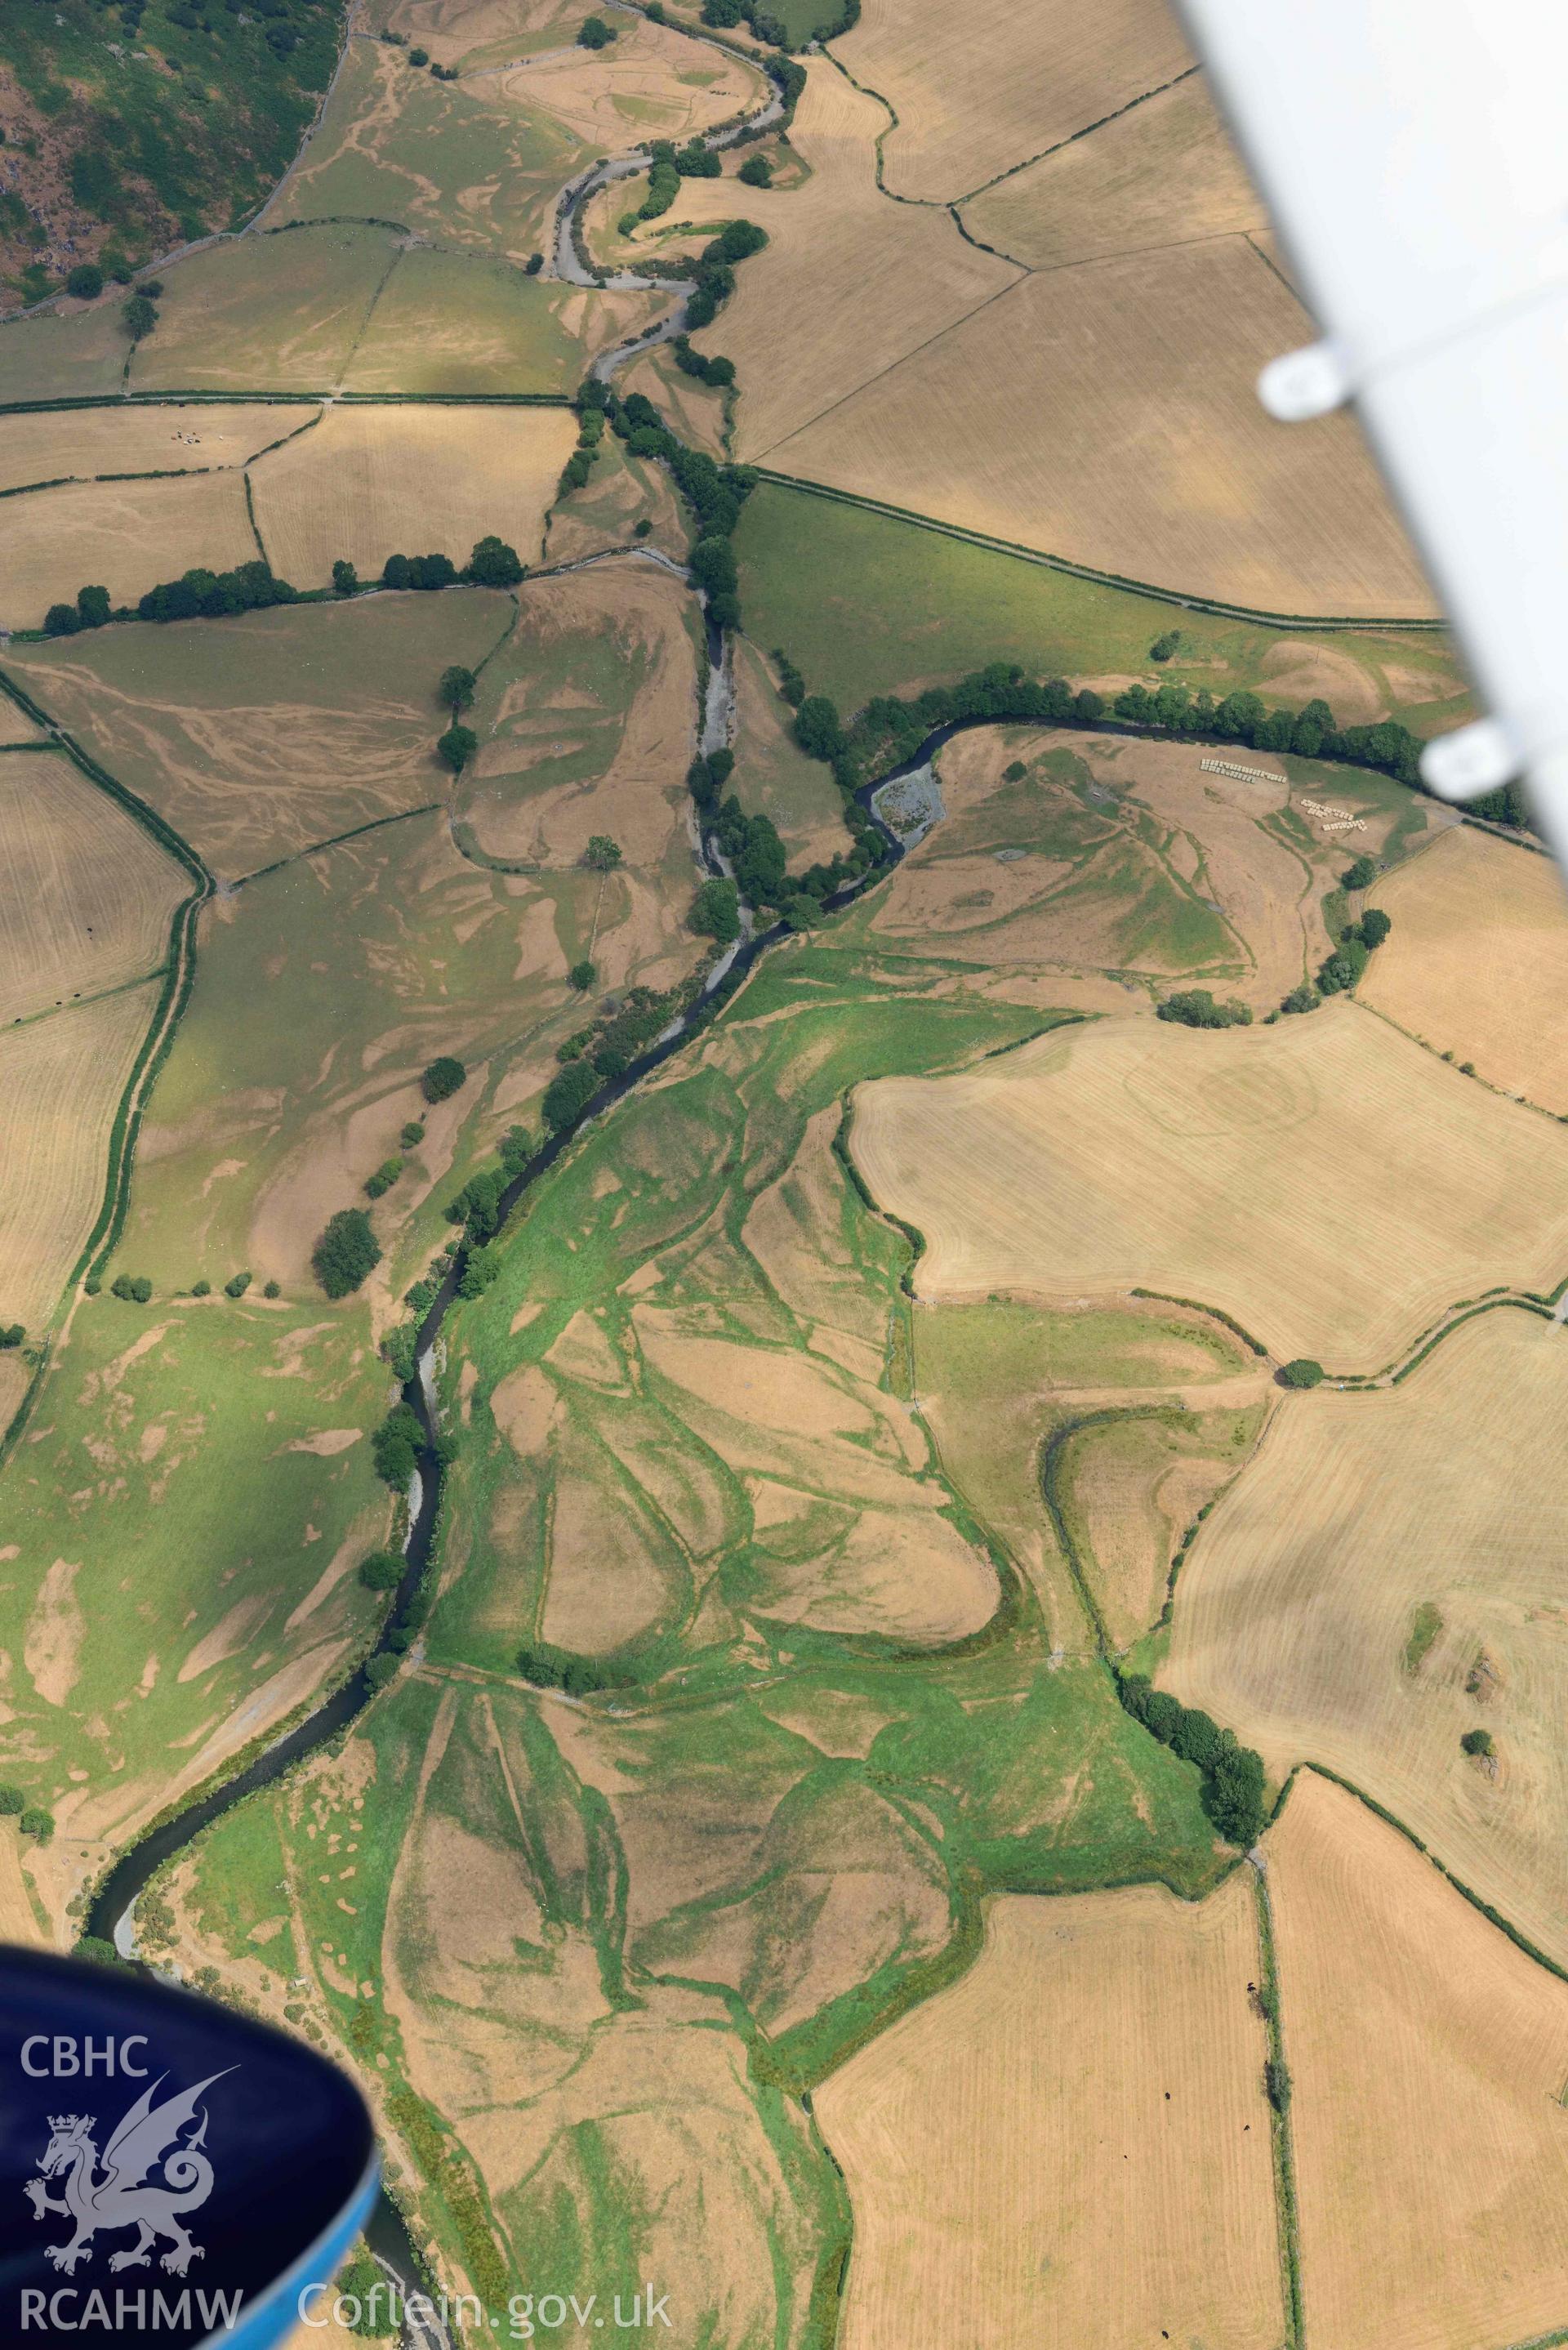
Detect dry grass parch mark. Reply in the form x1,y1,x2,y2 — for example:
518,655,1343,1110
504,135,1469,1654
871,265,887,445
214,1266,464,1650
6,586,518,881
0,981,160,1327
127,224,403,395
488,15,766,150
360,0,584,72
849,1003,1568,1367
834,0,1195,205
1266,1770,1568,2350
1165,1308,1568,1975
1358,823,1568,1113
816,1876,1282,2350
0,404,304,499
247,403,577,586
340,247,664,397
960,70,1263,270
0,751,187,1028
0,472,259,631
668,61,1023,460
764,240,1437,618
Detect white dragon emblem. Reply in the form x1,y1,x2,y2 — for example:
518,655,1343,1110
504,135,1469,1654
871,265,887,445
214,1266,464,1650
24,2070,232,2276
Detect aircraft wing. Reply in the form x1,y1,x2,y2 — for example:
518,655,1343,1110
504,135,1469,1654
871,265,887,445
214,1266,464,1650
1176,0,1568,872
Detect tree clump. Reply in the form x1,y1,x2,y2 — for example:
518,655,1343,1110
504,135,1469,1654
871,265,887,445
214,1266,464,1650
542,1058,602,1131
1119,1675,1270,1846
359,1549,403,1593
421,1055,467,1104
1280,1358,1325,1389
1461,1727,1495,1759
110,1273,153,1304
577,13,617,44
372,1403,422,1487
313,1208,381,1298
1156,988,1252,1028
689,876,740,943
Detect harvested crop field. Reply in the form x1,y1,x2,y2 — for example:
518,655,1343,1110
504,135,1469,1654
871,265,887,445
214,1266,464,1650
0,982,157,1326
0,752,186,1026
960,73,1263,270
964,76,1269,270
817,1877,1281,2350
248,403,577,586
272,40,587,261
1359,826,1568,1112
766,242,1437,616
0,471,257,631
850,1004,1568,1366
8,587,517,877
835,0,1194,203
341,248,659,395
1165,1308,1568,1971
0,300,130,405
1267,1771,1568,2350
673,63,1022,458
128,226,402,395
0,402,297,497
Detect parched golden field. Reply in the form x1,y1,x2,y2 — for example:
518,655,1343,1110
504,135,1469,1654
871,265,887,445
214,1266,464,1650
0,472,258,630
730,639,848,868
849,727,1443,1004
0,299,130,406
766,242,1437,616
247,403,577,586
1165,1309,1568,1971
0,983,158,1326
0,753,186,1026
541,421,688,567
8,588,517,877
835,0,1194,203
675,63,1022,458
1360,827,1568,1113
362,0,582,71
0,700,45,746
128,225,400,395
0,403,298,496
1267,1772,1568,2350
817,1879,1281,2350
341,250,660,395
0,1354,30,1439
489,16,765,148
960,74,1263,269
850,1005,1568,1366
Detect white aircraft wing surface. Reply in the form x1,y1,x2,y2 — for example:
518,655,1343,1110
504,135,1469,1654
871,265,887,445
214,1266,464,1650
1177,0,1568,872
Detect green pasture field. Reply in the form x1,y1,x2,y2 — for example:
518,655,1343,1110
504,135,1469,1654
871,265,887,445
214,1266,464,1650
341,247,613,396
129,225,402,395
0,1290,389,1801
273,42,587,262
733,481,1473,728
0,304,128,407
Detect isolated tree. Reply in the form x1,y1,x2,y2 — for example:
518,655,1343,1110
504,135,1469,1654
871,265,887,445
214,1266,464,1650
121,292,157,342
1358,906,1392,950
438,663,476,713
0,1323,24,1349
43,604,81,637
1149,629,1183,662
75,583,111,627
467,533,525,588
1343,853,1377,890
568,959,595,991
437,723,478,773
359,1550,403,1594
407,43,429,63
224,1271,252,1298
66,262,104,300
421,1055,467,1104
332,559,359,596
738,151,773,187
577,13,617,43
0,1785,22,1815
1461,1727,1495,1758
583,833,622,871
524,252,544,275
19,1807,53,1843
313,1208,381,1299
1280,1358,1325,1389
110,1273,153,1304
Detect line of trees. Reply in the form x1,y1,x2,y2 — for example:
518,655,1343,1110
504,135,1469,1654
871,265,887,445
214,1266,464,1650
45,561,295,635
1119,1674,1270,1845
1281,903,1393,1016
1158,989,1252,1028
